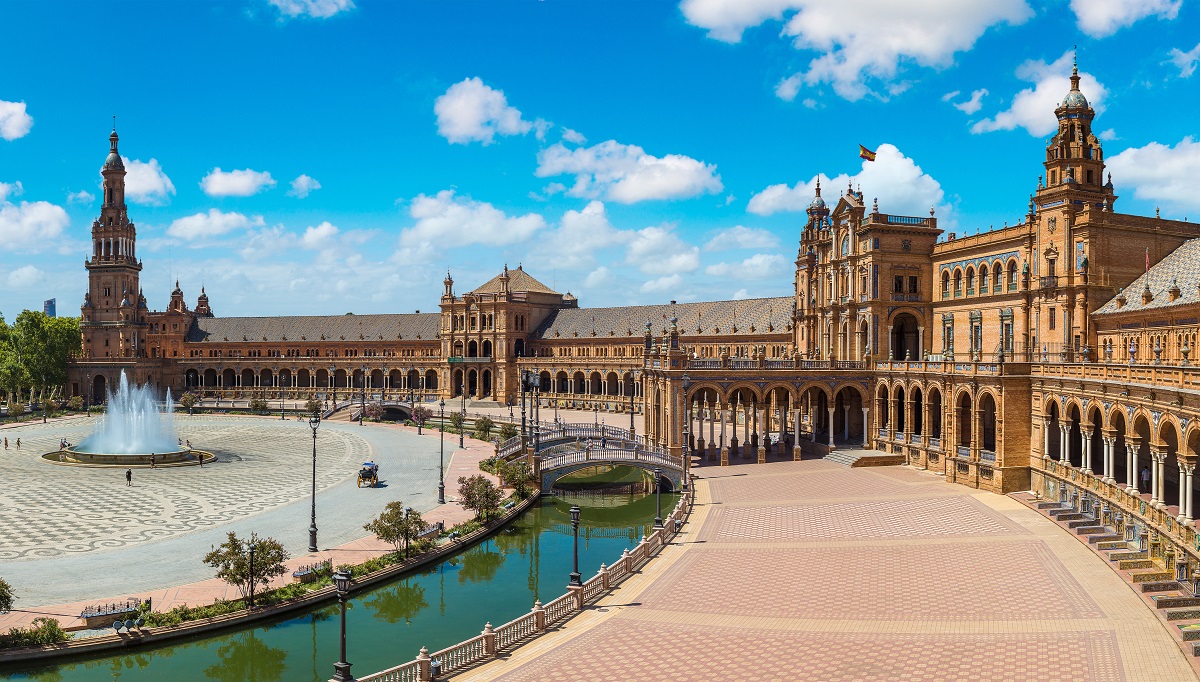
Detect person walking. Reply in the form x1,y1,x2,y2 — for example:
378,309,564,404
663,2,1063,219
1141,465,1151,494
125,468,132,486
150,454,156,469
15,438,19,450
3,437,7,450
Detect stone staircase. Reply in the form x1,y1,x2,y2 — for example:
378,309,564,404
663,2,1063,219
823,448,906,468
1031,498,1200,658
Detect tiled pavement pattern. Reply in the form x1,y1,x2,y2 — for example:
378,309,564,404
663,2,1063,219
455,459,1196,681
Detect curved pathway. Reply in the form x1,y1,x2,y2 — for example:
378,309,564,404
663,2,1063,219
457,459,1196,681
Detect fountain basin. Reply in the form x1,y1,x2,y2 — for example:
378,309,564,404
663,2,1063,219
42,448,216,467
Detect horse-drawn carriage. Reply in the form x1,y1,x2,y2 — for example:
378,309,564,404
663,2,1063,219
358,461,379,488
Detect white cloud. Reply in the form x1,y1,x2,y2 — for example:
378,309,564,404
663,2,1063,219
626,225,700,275
0,100,33,141
399,190,545,258
301,221,339,249
288,174,321,198
704,225,779,251
434,77,533,145
584,266,614,288
747,143,952,222
1099,128,1118,141
947,88,988,114
1106,137,1200,211
536,140,722,203
682,0,1031,101
67,190,94,204
533,119,552,142
562,128,587,144
6,265,44,288
167,209,265,241
972,51,1107,136
732,288,751,300
1070,0,1180,38
801,98,817,109
775,74,803,101
200,167,276,197
535,201,631,269
1168,43,1200,78
705,253,788,278
640,274,683,293
0,182,69,251
269,0,354,19
122,157,176,205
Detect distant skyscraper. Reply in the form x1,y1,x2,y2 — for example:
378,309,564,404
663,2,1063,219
44,298,56,317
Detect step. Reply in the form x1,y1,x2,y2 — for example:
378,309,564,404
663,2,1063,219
1166,608,1200,621
1074,526,1108,535
1155,595,1200,609
1109,550,1149,561
1119,559,1156,571
1067,518,1098,528
1037,501,1066,510
1091,537,1125,547
1049,510,1084,520
1179,623,1200,641
1192,642,1200,657
1140,580,1182,593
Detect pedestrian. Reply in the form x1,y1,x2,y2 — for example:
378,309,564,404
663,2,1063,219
186,439,191,449
150,454,155,469
3,437,6,450
1141,465,1151,493
601,435,607,449
125,468,132,486
15,438,19,450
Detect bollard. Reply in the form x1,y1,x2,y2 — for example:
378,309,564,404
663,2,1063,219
599,563,610,589
482,621,496,656
569,583,584,610
417,646,431,681
533,600,546,631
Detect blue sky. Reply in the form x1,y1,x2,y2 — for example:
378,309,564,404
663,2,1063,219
1,0,1199,318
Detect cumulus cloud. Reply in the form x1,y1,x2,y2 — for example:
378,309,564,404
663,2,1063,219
747,143,951,222
534,201,631,269
626,225,700,275
640,274,683,293
167,209,265,241
434,77,533,145
681,0,1031,101
269,0,354,19
946,88,988,114
1106,137,1200,211
122,157,176,205
561,128,587,144
972,51,1107,136
6,264,44,288
0,182,69,251
1099,128,1118,141
584,266,615,288
536,140,722,203
288,174,321,198
399,190,545,260
0,100,33,141
703,225,779,251
1168,43,1200,78
1070,0,1180,38
301,221,339,249
705,253,788,278
200,167,276,197
67,190,94,204
775,74,803,101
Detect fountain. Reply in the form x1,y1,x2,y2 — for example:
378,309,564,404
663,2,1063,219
47,370,213,466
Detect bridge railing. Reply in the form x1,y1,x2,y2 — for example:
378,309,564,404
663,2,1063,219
540,447,680,472
358,490,692,682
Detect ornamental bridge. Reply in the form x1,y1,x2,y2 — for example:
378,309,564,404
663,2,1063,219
497,422,685,492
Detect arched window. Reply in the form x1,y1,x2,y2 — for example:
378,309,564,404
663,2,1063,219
953,270,963,297
1007,261,1018,290
965,267,975,294
979,267,989,293
941,271,950,299
841,235,850,256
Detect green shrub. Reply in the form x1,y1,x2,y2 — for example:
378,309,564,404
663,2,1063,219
247,398,269,414
0,618,72,649
66,395,83,411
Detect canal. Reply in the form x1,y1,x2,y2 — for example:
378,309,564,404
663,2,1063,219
1,491,676,681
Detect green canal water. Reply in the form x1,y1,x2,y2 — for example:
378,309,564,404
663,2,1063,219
1,491,676,682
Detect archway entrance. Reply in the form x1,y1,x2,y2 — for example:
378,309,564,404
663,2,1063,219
891,313,919,361
93,375,107,404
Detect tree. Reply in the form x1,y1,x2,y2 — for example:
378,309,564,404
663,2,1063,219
305,395,322,418
66,395,83,411
473,416,495,441
457,474,503,522
365,402,384,421
203,532,289,604
448,411,464,432
0,577,13,614
363,501,428,559
7,312,80,405
177,391,198,414
499,459,536,499
498,423,518,442
247,398,269,414
411,405,432,427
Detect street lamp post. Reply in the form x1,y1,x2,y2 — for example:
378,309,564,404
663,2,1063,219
247,540,256,608
653,467,664,528
279,371,285,420
403,506,412,559
308,413,320,553
438,399,446,504
84,371,90,417
519,370,528,444
629,371,638,435
459,383,466,449
568,505,582,586
360,364,366,426
681,372,690,492
331,570,353,681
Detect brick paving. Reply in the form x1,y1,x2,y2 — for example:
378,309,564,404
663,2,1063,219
455,460,1196,681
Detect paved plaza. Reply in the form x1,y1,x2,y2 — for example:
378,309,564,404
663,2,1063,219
457,459,1197,682
0,414,450,607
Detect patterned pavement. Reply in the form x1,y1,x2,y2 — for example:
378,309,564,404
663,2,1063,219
454,459,1197,681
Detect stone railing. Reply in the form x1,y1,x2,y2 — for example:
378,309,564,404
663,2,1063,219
358,491,692,682
539,446,680,473
1032,362,1200,392
1032,457,1199,581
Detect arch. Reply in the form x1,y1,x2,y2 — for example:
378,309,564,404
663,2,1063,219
589,372,602,395
572,372,586,394
1007,259,1019,290
941,270,951,298
203,368,218,387
93,374,108,404
467,340,479,358
315,368,329,389
1161,418,1182,508
298,368,311,388
927,386,943,441
241,368,255,388
605,372,620,396
332,368,347,388
259,368,273,388
892,385,906,434
514,339,525,357
1067,402,1083,468
910,385,924,437
978,392,997,453
538,371,551,393
452,340,464,357
834,386,865,444
222,368,237,388
1131,413,1153,494
389,368,403,389
424,369,438,390
279,368,293,388
482,339,493,357
890,312,919,361
185,369,200,388
481,369,492,398
978,265,989,292
992,261,1003,291
370,368,384,389
952,268,963,297
965,266,975,293
453,369,464,397
555,371,569,394
957,391,973,451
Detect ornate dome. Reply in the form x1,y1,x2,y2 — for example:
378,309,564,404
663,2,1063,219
807,178,826,211
104,150,123,170
1062,90,1088,108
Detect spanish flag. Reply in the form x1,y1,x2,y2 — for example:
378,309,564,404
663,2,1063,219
859,144,877,161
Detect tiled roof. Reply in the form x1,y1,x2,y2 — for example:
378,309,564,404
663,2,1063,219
533,296,794,339
470,266,559,295
1096,238,1200,315
187,313,440,343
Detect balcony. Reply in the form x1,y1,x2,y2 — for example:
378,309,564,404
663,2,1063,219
1039,275,1059,289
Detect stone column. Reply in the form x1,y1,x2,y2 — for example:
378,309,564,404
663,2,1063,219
1127,440,1138,494
842,405,850,442
1059,424,1070,464
1043,417,1051,460
827,407,836,448
1082,431,1092,475
1186,463,1195,524
1150,448,1162,506
719,403,728,466
862,407,870,448
1101,436,1114,484
757,407,766,463
794,407,802,460
1179,462,1189,523
1156,449,1168,510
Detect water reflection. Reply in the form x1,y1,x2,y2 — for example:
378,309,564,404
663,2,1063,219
457,542,504,584
201,632,287,682
364,580,428,625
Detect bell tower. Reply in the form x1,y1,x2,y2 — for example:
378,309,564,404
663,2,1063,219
1038,57,1111,200
81,123,145,359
